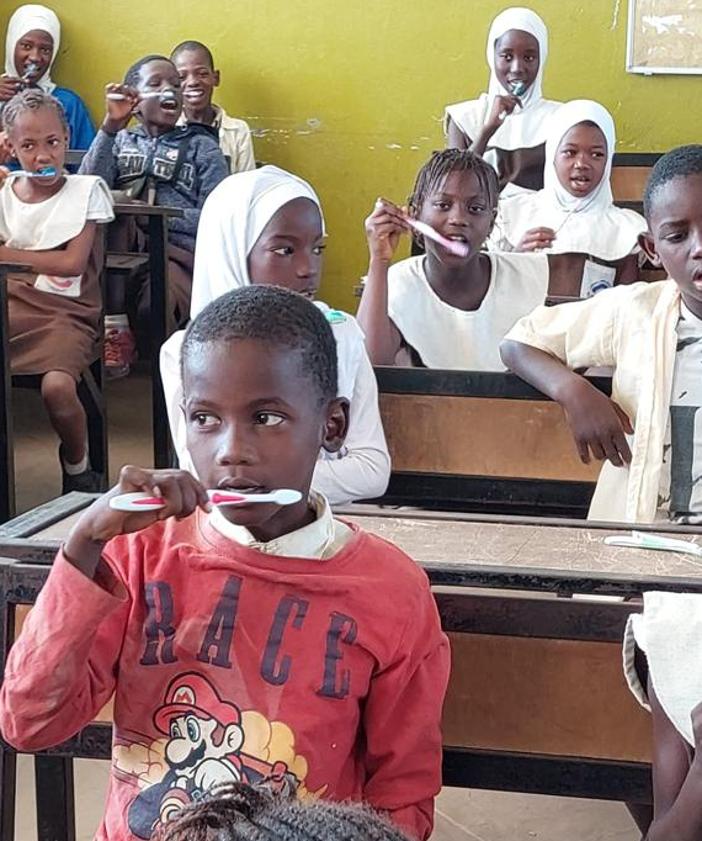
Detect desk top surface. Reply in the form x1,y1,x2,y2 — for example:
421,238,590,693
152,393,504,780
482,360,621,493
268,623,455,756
113,202,184,218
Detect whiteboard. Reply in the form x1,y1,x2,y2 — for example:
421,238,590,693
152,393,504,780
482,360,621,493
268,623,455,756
627,0,702,74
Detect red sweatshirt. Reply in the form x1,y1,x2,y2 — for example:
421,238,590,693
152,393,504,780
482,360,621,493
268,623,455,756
0,512,449,841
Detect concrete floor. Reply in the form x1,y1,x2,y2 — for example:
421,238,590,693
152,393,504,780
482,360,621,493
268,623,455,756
9,374,641,841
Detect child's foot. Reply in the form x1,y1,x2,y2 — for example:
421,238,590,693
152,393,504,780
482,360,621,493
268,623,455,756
59,445,103,494
104,315,136,379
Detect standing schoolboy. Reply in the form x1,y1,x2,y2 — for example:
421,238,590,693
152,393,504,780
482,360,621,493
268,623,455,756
501,145,702,524
0,89,113,492
358,148,549,370
445,7,561,195
160,165,390,505
0,286,450,841
79,54,228,373
171,40,255,174
1,4,95,151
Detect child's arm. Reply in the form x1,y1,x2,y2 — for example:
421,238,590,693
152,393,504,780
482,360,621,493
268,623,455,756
361,578,450,840
0,222,97,277
499,292,634,466
312,345,390,503
0,466,210,752
646,682,702,840
470,95,521,158
356,199,410,365
78,84,138,186
445,115,468,150
168,142,229,238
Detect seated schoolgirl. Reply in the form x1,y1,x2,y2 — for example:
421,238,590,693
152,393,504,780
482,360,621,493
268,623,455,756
489,100,646,297
0,89,113,492
0,5,95,152
445,7,561,195
160,165,390,505
357,148,549,371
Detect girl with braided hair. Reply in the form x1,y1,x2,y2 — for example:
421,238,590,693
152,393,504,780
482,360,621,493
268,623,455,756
159,783,412,841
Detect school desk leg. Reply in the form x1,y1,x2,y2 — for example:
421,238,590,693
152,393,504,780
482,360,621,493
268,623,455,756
0,275,15,523
35,755,76,841
0,745,16,841
147,215,171,470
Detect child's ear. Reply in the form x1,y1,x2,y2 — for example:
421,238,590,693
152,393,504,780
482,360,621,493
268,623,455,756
213,69,221,88
639,230,661,267
321,397,349,454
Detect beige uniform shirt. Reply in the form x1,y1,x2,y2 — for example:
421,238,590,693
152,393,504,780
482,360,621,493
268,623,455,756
505,280,681,523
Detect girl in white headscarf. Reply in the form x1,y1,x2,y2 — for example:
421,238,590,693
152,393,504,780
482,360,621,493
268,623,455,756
445,7,561,196
489,100,646,297
1,4,95,150
160,165,390,506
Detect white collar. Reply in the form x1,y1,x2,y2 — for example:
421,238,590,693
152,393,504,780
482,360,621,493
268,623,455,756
208,493,349,560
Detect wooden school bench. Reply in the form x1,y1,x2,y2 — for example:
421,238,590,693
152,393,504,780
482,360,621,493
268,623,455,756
611,152,663,215
5,495,702,840
370,366,608,519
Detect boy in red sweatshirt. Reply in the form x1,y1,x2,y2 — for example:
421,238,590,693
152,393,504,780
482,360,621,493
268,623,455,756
0,285,449,841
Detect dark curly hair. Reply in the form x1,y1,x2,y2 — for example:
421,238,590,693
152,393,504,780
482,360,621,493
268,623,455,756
643,145,702,221
156,782,411,841
182,285,338,404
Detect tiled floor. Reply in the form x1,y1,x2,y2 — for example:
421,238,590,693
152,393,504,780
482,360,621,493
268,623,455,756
9,374,641,841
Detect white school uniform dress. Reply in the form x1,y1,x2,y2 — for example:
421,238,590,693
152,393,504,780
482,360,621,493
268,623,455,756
444,7,561,197
624,592,702,748
489,100,646,296
386,252,549,371
159,165,390,505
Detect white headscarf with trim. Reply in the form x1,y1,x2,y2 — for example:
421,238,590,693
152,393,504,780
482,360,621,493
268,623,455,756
190,164,325,319
4,4,60,94
445,7,560,151
493,99,646,259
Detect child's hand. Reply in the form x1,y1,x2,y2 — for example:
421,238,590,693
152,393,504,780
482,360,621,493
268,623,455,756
486,95,521,132
560,378,634,466
0,74,22,103
365,198,410,263
68,465,211,546
516,227,556,252
102,83,139,134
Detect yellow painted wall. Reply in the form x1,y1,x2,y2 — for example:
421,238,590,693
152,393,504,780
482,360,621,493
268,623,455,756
1,1,699,310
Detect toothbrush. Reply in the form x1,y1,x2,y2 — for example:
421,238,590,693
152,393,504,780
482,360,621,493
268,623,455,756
10,167,57,178
405,217,470,257
498,80,527,121
109,488,303,512
107,91,177,101
21,62,38,82
604,531,702,558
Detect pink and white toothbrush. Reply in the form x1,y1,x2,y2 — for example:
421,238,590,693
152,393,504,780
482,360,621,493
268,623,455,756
405,217,471,257
109,488,302,512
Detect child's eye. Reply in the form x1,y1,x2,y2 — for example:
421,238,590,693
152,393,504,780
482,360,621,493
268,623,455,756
500,51,513,60
40,47,51,56
469,205,487,214
664,232,686,243
313,244,326,255
525,55,536,62
433,201,451,211
192,412,219,429
273,246,294,256
254,412,284,427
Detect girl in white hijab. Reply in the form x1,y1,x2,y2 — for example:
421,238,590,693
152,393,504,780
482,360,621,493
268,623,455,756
1,4,95,150
445,7,561,196
489,100,646,297
160,165,390,506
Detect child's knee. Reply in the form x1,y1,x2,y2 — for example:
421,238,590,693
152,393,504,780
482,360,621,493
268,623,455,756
41,371,78,410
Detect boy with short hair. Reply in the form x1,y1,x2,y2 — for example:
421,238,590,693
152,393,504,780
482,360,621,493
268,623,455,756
500,144,702,524
171,40,255,174
79,53,228,373
0,286,449,841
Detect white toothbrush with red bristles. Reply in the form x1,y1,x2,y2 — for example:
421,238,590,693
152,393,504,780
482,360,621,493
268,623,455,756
109,488,302,512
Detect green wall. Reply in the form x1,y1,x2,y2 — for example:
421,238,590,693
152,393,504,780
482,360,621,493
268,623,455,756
2,1,699,310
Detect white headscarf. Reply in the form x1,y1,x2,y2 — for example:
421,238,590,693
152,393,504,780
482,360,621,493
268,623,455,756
493,99,646,259
4,4,60,94
445,7,560,151
190,164,325,319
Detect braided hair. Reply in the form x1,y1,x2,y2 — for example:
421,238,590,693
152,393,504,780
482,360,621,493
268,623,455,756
157,782,411,841
2,88,67,135
409,147,498,214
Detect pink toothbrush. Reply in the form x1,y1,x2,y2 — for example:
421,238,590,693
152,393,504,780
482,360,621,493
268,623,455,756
109,488,302,512
405,217,470,257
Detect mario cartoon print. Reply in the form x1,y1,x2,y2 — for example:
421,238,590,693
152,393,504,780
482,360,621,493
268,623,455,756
126,673,300,838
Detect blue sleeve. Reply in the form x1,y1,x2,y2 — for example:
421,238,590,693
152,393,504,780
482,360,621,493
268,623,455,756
53,87,97,150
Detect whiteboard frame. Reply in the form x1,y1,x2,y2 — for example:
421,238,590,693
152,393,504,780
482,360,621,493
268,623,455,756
626,0,702,75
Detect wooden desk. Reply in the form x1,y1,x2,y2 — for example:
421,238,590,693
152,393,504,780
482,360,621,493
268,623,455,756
111,203,183,470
